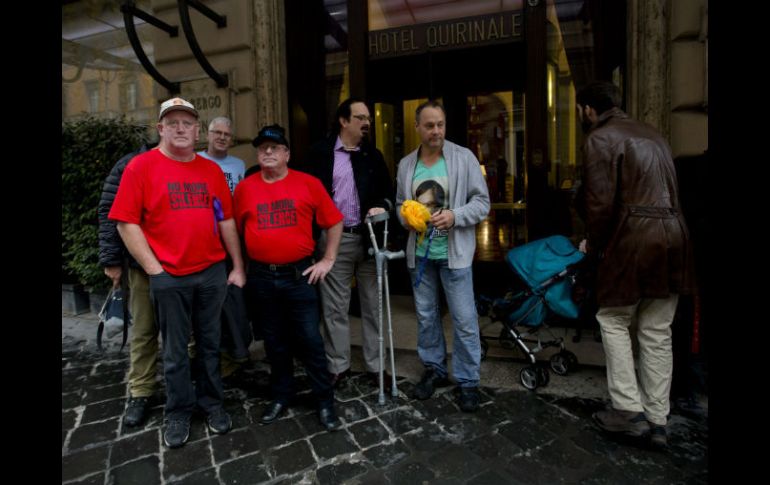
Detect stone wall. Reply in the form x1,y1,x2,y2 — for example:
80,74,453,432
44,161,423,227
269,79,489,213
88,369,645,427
628,0,708,158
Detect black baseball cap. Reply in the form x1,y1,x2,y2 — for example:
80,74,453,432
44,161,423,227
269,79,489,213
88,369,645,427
252,124,289,148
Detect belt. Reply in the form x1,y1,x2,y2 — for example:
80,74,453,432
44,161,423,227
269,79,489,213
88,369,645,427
250,256,313,273
626,205,678,218
342,225,363,234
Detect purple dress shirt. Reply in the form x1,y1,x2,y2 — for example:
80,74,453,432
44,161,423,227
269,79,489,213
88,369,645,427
332,137,361,227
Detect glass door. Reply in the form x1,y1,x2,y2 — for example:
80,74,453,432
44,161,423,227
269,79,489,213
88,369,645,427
466,91,527,262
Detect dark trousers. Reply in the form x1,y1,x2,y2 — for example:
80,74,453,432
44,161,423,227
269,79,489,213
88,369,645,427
150,262,227,420
246,259,333,408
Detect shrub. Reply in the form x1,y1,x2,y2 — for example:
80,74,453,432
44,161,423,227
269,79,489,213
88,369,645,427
62,116,149,291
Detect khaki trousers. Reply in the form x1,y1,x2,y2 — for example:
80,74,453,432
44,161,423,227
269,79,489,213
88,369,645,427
319,232,382,374
127,267,159,398
596,295,679,425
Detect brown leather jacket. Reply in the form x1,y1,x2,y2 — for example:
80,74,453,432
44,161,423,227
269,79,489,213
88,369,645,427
582,108,693,306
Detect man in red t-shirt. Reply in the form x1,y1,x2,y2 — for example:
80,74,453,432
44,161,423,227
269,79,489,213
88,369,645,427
109,97,246,449
234,124,344,431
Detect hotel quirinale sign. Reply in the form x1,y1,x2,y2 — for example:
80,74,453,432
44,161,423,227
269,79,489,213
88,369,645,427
368,10,524,60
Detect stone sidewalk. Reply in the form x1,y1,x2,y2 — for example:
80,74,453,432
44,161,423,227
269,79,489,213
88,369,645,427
62,314,708,484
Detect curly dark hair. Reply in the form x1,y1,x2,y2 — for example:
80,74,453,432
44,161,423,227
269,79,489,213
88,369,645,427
576,82,622,115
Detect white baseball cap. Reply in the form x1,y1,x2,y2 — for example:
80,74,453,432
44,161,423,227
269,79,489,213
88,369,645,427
158,97,199,121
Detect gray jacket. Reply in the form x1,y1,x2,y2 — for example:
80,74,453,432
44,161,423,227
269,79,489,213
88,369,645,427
396,140,490,269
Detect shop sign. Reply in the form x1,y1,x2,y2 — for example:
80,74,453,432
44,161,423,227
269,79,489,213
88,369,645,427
180,78,231,141
368,10,523,60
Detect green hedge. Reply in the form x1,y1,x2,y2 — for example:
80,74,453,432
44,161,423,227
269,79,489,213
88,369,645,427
62,117,150,291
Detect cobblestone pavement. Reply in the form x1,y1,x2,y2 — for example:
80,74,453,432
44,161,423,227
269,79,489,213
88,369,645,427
62,325,708,485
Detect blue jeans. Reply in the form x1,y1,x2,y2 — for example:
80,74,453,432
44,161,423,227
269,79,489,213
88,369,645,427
149,262,227,420
409,259,481,387
246,259,333,407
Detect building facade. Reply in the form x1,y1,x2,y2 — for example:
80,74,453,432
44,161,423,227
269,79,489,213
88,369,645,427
62,0,708,270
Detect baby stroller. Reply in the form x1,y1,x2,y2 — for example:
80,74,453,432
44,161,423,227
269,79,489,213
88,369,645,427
476,235,585,390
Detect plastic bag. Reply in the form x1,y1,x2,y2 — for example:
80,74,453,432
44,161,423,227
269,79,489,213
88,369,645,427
97,287,130,350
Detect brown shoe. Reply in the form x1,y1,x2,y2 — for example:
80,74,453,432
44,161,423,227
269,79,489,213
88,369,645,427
593,408,650,438
329,369,350,389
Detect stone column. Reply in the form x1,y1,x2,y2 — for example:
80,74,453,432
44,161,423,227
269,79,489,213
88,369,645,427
626,0,670,138
253,0,289,128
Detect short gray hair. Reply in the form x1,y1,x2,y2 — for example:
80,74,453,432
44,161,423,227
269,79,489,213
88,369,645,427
208,116,232,131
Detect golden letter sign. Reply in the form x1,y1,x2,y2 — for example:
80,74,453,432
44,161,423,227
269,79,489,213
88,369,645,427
368,11,523,60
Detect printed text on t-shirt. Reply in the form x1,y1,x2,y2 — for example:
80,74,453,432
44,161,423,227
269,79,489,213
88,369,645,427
257,198,298,229
168,182,211,210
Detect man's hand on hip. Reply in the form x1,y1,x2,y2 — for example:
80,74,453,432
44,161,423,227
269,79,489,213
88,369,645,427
302,257,335,284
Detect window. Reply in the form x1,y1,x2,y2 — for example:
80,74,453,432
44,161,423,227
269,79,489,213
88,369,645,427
119,82,138,112
85,80,100,113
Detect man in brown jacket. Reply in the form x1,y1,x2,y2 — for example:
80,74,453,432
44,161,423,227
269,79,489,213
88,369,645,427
577,82,693,449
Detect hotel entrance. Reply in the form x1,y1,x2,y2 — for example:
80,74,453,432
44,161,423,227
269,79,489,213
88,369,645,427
286,0,626,294
364,19,534,297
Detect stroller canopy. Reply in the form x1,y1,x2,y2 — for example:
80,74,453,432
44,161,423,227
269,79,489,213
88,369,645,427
506,235,584,320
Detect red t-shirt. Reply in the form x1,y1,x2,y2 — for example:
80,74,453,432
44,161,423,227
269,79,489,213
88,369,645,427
234,169,342,264
108,149,233,276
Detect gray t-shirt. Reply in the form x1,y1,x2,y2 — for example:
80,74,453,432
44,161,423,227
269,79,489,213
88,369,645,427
197,151,245,193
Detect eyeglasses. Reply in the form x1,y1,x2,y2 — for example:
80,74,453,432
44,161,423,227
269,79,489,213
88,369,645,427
351,114,373,123
257,144,288,154
163,119,197,129
210,130,232,139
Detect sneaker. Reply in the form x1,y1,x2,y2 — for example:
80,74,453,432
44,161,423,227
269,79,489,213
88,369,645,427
649,424,668,449
412,368,449,400
163,418,191,448
458,387,480,412
593,408,650,438
207,408,232,435
123,397,151,427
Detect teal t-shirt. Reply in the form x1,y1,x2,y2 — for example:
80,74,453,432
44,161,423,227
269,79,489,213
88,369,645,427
412,157,449,259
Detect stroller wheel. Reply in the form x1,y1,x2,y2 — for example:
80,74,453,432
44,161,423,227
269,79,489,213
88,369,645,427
550,352,570,376
480,338,489,361
520,366,539,391
536,365,550,387
563,350,578,369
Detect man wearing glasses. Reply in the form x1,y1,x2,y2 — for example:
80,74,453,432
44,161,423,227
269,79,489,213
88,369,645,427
234,124,344,431
197,116,249,378
302,98,394,391
198,116,245,194
109,97,246,448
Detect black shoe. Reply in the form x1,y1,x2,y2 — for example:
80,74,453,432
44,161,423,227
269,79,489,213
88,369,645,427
329,369,351,389
318,405,342,432
458,387,480,412
260,401,287,425
412,368,449,400
123,396,151,427
207,408,232,435
366,371,393,392
163,418,191,448
649,424,668,449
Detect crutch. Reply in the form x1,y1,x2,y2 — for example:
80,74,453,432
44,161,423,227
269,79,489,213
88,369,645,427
365,212,405,405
